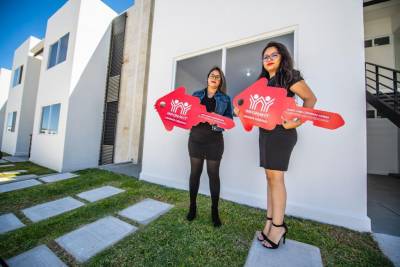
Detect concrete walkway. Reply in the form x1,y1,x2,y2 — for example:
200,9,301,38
38,173,78,183
373,233,400,267
0,174,38,185
99,162,140,178
76,185,125,202
55,216,137,263
368,174,400,236
2,156,29,163
22,197,85,222
118,198,174,225
6,245,66,267
0,213,25,234
0,179,42,193
6,198,174,265
244,233,323,267
0,172,78,193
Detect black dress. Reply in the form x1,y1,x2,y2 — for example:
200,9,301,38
188,91,224,160
259,70,303,171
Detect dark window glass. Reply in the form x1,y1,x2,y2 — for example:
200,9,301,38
58,33,69,63
12,66,23,87
364,40,373,48
47,33,69,69
374,36,390,46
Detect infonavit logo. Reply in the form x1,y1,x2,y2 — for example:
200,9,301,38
170,99,191,115
249,94,275,112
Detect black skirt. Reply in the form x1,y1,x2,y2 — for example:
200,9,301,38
188,123,224,160
259,125,297,171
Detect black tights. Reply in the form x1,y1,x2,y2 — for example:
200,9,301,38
189,157,221,209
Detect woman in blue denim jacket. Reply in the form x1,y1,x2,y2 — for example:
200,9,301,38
186,66,233,227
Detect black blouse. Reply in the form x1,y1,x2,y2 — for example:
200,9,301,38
267,70,304,97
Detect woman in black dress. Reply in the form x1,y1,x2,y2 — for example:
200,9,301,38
187,66,233,227
235,42,317,248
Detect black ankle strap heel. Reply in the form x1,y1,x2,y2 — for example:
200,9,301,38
262,221,288,249
257,216,273,241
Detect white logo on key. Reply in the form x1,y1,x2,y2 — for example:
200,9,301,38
170,99,191,115
249,94,275,112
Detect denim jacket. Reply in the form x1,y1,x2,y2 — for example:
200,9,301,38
192,89,233,132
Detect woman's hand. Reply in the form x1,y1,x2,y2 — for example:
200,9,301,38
281,116,302,129
233,107,240,116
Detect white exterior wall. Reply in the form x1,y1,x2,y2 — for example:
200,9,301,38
1,37,41,156
0,68,11,150
30,0,116,172
62,0,116,171
141,0,370,231
16,57,41,156
364,4,400,175
367,118,398,174
364,17,395,68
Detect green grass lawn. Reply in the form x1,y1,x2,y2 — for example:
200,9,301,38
0,167,393,267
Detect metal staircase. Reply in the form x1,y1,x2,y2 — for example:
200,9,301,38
365,62,400,127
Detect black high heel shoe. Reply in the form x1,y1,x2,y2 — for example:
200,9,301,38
186,204,196,221
211,206,222,227
257,216,272,242
262,221,288,249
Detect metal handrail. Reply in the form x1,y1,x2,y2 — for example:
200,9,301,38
365,62,399,111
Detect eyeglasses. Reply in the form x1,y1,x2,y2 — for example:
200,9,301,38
263,52,280,62
209,74,221,80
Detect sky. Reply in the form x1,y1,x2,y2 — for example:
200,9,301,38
0,0,134,70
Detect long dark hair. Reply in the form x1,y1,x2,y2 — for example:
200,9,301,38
207,66,227,94
258,42,298,89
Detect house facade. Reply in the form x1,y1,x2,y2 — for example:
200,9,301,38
4,0,397,232
1,37,42,157
29,0,117,171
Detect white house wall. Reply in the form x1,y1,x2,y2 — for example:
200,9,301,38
2,37,41,156
141,0,369,231
0,68,11,150
16,56,41,156
62,0,116,171
30,0,116,172
364,17,395,68
30,0,81,171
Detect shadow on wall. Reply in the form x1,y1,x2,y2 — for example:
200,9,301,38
61,26,113,172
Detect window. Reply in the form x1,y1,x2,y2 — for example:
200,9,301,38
47,33,69,69
175,50,222,95
174,32,295,98
7,112,17,132
40,103,61,134
12,65,23,87
374,36,390,46
364,40,373,48
226,34,294,97
365,36,391,48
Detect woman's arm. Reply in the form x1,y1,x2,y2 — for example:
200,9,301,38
282,80,317,129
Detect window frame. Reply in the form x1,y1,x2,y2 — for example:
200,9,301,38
47,33,69,69
39,103,61,135
172,26,298,92
7,111,17,132
12,65,23,87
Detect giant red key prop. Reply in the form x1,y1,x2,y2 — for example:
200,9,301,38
155,87,235,131
233,78,345,131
